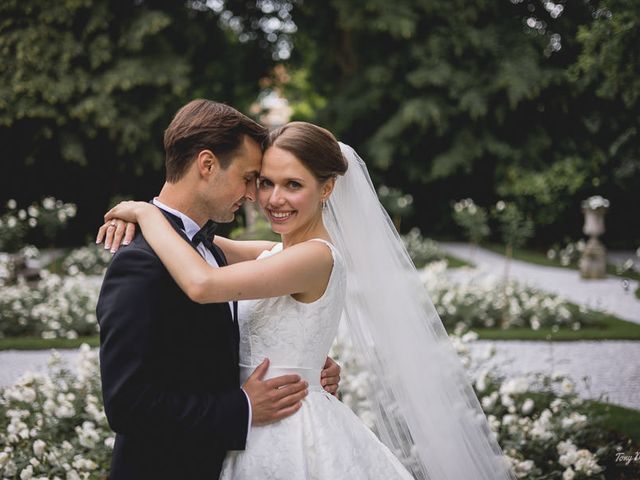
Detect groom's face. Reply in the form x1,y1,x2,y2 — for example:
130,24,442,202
206,135,263,222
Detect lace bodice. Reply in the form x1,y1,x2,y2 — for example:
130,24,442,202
237,240,346,379
224,239,415,480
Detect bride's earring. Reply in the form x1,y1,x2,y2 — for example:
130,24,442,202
321,198,326,209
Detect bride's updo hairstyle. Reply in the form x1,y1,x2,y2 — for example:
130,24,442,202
264,122,348,182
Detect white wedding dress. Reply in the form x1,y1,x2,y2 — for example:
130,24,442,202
220,239,413,480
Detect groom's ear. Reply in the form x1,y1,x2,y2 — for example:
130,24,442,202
196,149,220,178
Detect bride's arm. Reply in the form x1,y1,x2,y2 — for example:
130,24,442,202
104,201,333,304
213,237,278,264
96,218,275,264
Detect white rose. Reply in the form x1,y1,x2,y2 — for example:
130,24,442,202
517,460,534,473
561,379,574,394
557,440,576,455
562,467,575,480
22,387,37,403
550,398,563,413
559,450,577,467
19,465,33,480
42,197,55,210
5,459,18,476
66,470,81,480
521,398,534,415
0,451,10,466
33,439,46,457
502,414,516,426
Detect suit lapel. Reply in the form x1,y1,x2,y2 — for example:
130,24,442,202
211,244,238,323
155,206,236,323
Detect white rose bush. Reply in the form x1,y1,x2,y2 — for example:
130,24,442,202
0,312,635,478
0,270,99,339
400,228,446,268
61,245,112,277
422,260,582,331
0,346,112,479
0,198,76,253
331,331,639,479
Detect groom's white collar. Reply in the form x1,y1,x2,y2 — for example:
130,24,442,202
152,198,201,241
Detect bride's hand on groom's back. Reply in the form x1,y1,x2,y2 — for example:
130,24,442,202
243,359,309,426
96,218,136,254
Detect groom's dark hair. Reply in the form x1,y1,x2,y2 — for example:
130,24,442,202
164,99,267,183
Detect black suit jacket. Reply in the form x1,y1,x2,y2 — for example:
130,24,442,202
97,209,248,479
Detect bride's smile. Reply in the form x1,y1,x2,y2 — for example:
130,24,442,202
258,145,334,243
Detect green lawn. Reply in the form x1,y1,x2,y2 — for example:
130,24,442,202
444,254,474,269
446,306,640,341
584,400,640,445
484,243,640,282
4,308,639,350
523,392,640,444
0,335,99,351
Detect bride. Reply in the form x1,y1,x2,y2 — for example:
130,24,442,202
101,121,516,479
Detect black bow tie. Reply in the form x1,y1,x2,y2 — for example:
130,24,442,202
192,220,218,252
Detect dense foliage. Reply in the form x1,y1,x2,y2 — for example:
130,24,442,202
1,0,638,248
0,0,277,241
284,0,639,247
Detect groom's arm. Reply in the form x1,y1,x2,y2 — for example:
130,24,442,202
97,246,249,450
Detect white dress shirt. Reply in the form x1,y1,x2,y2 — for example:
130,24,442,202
152,198,252,436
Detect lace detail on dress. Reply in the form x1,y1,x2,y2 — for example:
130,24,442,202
237,239,346,374
223,239,413,480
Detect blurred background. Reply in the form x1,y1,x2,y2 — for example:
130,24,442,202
1,0,638,249
1,2,639,478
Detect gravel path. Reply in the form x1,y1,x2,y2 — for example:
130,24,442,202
2,342,638,410
441,242,640,323
468,340,640,411
0,349,80,387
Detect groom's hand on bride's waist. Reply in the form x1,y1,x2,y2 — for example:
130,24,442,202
243,359,308,426
321,356,341,396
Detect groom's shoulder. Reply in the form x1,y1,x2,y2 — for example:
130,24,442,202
107,232,162,271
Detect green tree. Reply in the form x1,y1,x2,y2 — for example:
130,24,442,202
285,0,639,247
0,0,276,240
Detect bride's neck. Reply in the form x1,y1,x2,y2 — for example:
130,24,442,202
281,216,329,249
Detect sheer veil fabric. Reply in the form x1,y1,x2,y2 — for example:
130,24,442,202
324,143,516,480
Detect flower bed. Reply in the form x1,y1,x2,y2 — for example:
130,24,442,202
332,330,638,479
0,271,99,339
0,346,112,479
61,245,112,277
422,260,583,331
400,228,446,267
1,334,636,478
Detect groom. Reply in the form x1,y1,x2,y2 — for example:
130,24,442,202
97,100,341,479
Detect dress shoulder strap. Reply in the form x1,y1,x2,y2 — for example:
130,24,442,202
307,238,338,256
307,238,334,248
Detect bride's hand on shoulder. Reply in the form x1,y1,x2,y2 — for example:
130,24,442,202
96,201,147,253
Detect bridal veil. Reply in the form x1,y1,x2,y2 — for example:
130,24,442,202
323,143,516,480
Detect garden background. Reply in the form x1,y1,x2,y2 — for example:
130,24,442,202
1,1,639,479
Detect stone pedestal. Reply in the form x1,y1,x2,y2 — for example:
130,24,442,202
579,199,609,279
579,237,607,279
